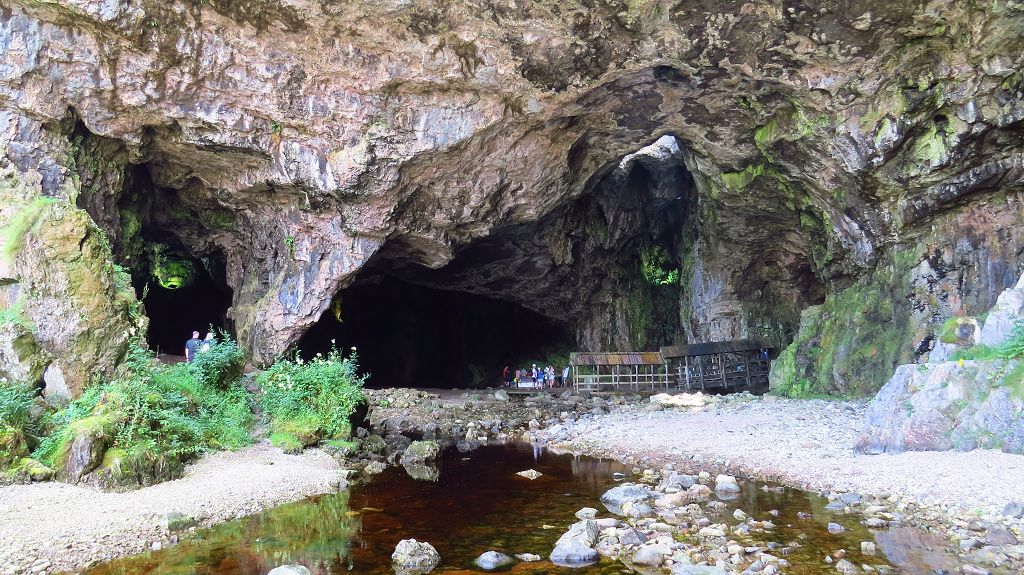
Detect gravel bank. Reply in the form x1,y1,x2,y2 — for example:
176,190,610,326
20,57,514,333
0,443,345,575
538,396,1024,517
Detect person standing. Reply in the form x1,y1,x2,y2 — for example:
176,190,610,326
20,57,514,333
184,331,203,362
562,365,570,387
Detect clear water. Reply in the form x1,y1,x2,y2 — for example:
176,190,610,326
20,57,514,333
84,443,966,575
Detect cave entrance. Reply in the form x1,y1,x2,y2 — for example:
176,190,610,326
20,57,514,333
296,277,575,389
139,255,234,357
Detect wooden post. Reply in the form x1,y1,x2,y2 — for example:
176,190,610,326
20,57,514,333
720,353,728,388
745,351,752,390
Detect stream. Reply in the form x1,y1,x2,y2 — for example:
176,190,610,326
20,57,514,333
84,443,967,575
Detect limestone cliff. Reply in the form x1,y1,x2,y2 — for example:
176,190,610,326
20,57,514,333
1,0,1022,395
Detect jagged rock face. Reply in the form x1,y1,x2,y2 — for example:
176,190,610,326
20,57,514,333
1,1,1023,393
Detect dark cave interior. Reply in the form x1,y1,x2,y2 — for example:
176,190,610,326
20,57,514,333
139,258,234,357
295,276,575,389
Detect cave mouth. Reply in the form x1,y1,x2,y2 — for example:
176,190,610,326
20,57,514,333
138,256,234,357
296,277,575,389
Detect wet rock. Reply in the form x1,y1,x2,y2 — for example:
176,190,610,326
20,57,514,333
618,528,647,546
980,274,1024,346
400,441,441,466
575,507,598,519
550,520,600,567
600,484,652,515
391,539,441,575
473,551,515,570
714,475,741,494
657,473,697,492
516,469,543,480
267,566,312,575
860,541,876,555
827,523,845,534
632,543,670,566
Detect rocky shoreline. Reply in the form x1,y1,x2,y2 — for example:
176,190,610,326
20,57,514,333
3,387,1024,575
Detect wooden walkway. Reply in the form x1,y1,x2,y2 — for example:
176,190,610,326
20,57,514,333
569,340,772,394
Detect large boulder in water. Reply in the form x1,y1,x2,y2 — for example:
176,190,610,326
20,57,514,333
473,551,515,570
549,519,600,567
599,483,652,515
400,440,442,466
392,539,441,575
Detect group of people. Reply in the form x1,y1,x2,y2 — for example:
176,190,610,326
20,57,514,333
501,364,571,388
184,331,215,362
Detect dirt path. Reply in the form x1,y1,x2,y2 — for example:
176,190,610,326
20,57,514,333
0,444,345,575
540,396,1024,518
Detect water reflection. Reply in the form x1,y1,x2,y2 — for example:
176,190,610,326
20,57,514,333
84,443,973,575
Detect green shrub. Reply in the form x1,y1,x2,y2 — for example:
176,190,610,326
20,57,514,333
259,346,365,448
33,343,253,479
953,322,1024,361
188,332,246,388
0,381,40,467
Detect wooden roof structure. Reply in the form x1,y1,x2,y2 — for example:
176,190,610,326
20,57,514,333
569,351,666,366
660,339,770,359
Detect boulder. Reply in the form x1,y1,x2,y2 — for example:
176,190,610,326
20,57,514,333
600,483,652,515
400,440,442,466
61,417,109,483
632,543,670,566
714,475,741,493
473,551,515,570
618,528,647,546
550,520,600,567
392,539,441,575
493,389,510,402
267,566,312,575
858,361,1024,453
402,462,440,482
657,472,697,492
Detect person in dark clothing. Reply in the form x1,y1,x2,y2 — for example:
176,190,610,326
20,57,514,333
185,331,203,362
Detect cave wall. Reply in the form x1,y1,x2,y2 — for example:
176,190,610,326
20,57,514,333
1,0,1023,396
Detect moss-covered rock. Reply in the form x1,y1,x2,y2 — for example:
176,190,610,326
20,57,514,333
270,432,304,454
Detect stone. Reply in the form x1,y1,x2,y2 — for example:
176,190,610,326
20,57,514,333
493,389,509,402
267,566,312,575
473,551,514,570
391,539,441,575
1002,502,1024,518
733,509,747,520
860,542,876,555
670,566,730,575
600,484,652,515
657,473,697,492
714,475,741,494
516,469,543,480
61,420,108,483
514,553,541,562
550,520,600,567
632,543,670,566
41,364,70,407
400,440,442,466
162,512,196,532
984,527,1018,546
827,523,845,534
618,528,647,546
834,559,858,574
575,507,598,520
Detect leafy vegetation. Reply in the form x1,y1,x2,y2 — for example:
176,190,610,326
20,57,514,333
1,197,59,263
32,341,252,485
639,244,680,286
0,381,42,467
258,345,365,451
952,322,1024,399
